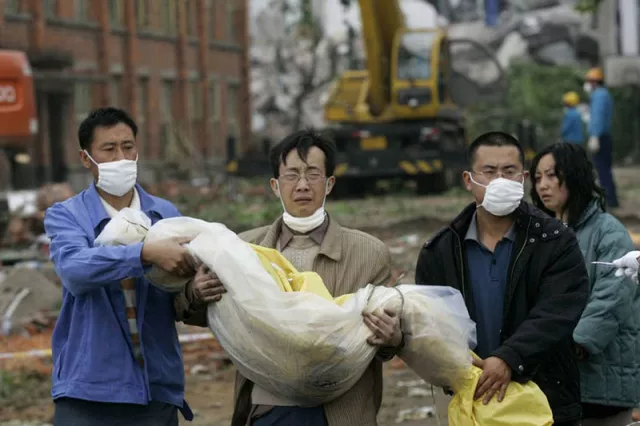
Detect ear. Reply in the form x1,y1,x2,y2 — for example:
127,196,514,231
269,178,280,198
325,176,336,195
523,170,530,180
79,149,91,169
462,171,472,192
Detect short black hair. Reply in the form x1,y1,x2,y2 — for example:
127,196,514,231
269,129,337,178
468,131,525,167
78,107,138,152
530,142,606,227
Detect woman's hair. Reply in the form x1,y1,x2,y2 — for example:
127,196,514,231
529,143,606,227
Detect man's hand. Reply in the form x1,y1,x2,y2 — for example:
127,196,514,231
363,309,403,348
141,237,196,277
473,356,511,404
190,264,226,305
612,250,640,284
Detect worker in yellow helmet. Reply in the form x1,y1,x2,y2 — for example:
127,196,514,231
583,67,618,208
561,91,584,144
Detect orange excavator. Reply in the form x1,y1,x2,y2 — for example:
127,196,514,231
0,50,38,190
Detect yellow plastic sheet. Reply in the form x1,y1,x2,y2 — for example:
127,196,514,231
448,354,554,426
254,244,553,426
252,244,353,306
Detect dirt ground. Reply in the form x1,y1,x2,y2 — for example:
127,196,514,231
2,167,640,426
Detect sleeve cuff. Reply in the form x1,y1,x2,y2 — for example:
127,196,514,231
491,345,526,380
126,242,146,276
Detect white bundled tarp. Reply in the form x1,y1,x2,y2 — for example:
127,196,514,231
96,209,476,406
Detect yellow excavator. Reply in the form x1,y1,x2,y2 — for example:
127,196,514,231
323,0,507,194
228,0,507,195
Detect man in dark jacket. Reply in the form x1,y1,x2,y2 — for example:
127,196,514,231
415,131,589,426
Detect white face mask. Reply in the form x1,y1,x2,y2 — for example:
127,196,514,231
85,150,138,197
583,82,593,95
468,174,524,217
276,180,330,234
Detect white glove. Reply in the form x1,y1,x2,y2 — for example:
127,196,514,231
612,251,640,283
587,136,600,153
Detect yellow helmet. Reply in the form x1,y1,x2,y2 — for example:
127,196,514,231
585,67,604,82
562,91,580,107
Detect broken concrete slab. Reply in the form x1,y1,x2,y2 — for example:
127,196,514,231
0,267,61,335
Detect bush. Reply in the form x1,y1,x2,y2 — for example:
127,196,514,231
467,61,640,162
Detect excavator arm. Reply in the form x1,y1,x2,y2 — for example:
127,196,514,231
355,0,405,116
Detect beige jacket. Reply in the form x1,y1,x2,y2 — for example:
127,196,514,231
174,216,392,426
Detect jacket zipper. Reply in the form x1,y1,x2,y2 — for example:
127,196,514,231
452,227,466,300
504,217,531,331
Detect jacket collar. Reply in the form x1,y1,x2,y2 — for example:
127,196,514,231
84,183,161,232
259,214,343,261
575,199,602,229
449,201,546,238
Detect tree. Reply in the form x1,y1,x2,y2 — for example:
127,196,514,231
251,0,340,133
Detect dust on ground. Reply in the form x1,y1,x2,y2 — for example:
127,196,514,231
3,167,640,426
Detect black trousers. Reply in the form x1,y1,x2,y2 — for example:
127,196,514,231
53,397,178,426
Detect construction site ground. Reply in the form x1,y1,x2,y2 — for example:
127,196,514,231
2,167,640,426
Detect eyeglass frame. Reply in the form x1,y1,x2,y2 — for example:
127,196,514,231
468,168,525,182
278,167,328,185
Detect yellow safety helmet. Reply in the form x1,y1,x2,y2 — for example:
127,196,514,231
585,67,604,82
562,91,580,107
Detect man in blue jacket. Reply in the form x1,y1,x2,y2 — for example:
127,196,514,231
561,91,584,144
44,107,196,425
584,67,618,208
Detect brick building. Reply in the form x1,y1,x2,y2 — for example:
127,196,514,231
0,0,250,189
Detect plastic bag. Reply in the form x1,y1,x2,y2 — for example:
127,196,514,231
94,208,151,247
97,209,476,406
448,355,553,426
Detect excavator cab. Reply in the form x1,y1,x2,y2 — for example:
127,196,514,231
0,50,37,149
391,29,453,119
0,50,38,190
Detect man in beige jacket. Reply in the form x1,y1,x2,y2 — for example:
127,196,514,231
174,130,403,426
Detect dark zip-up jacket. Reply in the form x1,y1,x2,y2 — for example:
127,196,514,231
415,202,589,423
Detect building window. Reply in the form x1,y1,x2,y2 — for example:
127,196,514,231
208,0,216,39
208,79,221,150
226,0,237,41
136,78,149,155
187,0,198,37
109,0,124,27
227,82,239,137
160,80,174,158
161,0,177,35
135,0,149,29
44,0,57,18
188,80,203,142
5,0,19,15
74,81,93,128
110,75,123,108
75,0,89,21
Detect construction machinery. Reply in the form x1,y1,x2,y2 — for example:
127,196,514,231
230,0,507,194
321,0,507,194
0,50,38,190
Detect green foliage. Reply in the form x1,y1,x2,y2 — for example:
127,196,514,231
467,61,640,162
467,61,584,145
574,0,603,14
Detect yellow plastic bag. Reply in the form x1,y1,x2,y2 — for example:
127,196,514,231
448,354,553,426
252,244,353,305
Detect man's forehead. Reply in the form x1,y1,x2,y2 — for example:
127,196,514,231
282,147,325,168
475,145,520,165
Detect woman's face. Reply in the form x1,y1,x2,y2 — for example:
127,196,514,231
534,153,569,215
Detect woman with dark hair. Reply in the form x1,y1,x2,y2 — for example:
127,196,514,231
530,142,640,426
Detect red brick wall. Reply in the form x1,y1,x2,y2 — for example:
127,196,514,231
0,0,249,181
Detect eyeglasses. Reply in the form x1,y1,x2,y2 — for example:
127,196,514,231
280,170,326,184
471,170,524,181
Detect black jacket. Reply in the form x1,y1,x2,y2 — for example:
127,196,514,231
415,202,589,423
